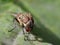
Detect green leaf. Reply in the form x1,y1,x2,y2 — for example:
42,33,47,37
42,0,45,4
0,0,60,45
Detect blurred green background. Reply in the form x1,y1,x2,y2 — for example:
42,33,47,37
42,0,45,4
0,0,60,45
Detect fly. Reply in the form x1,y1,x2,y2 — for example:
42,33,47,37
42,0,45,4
8,12,34,41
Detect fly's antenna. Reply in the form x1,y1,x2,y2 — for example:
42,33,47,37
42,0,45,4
7,11,18,17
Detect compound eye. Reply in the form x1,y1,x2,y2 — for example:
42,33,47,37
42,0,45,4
19,17,21,19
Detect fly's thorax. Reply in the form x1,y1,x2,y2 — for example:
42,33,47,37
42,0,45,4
22,16,29,23
13,13,32,24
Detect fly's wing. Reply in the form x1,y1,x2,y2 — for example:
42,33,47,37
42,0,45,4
26,13,34,25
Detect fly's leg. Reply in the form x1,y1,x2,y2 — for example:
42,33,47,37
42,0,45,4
23,28,30,41
23,28,27,41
